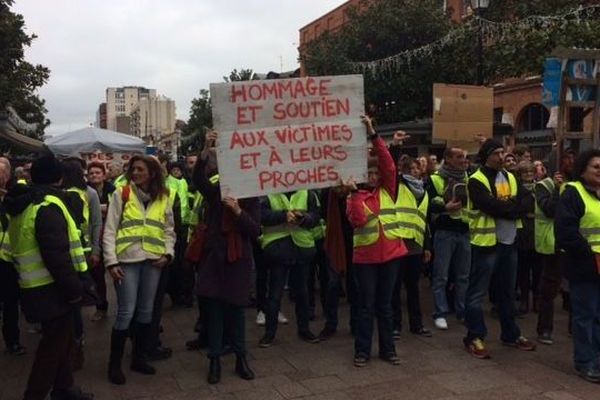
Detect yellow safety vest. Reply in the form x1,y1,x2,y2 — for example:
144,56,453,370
352,188,398,248
430,172,469,223
67,187,91,252
114,174,128,189
467,169,522,247
115,186,171,256
9,195,87,289
0,213,12,263
534,177,556,255
310,193,326,241
568,181,600,253
261,190,315,249
166,175,189,224
389,183,429,247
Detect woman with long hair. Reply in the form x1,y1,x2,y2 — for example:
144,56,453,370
103,155,176,385
192,131,260,384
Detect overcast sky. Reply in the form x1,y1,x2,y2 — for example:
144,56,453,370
13,0,346,135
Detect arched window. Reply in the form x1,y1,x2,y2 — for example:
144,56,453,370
517,103,550,132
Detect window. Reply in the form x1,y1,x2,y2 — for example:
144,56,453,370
517,103,549,132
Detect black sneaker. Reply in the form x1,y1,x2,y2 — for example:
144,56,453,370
146,346,172,361
411,327,433,337
318,327,336,341
577,367,600,383
379,353,400,366
392,330,401,340
6,344,26,355
353,354,368,367
298,331,320,344
258,334,274,348
537,332,554,345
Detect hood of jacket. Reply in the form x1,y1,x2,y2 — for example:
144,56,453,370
4,184,68,217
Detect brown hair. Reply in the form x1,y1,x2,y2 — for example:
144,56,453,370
399,156,419,175
126,155,168,201
87,161,106,174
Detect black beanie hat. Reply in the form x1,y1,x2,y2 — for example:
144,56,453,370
478,139,504,164
31,154,64,185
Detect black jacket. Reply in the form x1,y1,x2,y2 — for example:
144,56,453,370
4,184,83,322
555,185,599,282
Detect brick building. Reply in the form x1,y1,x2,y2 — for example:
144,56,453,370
297,0,566,158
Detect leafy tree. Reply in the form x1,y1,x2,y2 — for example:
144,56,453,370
223,68,258,82
301,0,600,124
0,0,51,140
181,89,212,154
184,68,258,153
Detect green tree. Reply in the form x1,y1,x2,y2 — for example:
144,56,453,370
181,89,212,154
0,0,51,139
302,0,600,124
223,68,258,82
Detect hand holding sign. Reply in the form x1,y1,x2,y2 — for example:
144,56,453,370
223,197,242,216
360,114,376,136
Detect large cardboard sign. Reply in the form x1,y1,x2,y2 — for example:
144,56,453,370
210,75,367,199
432,83,493,153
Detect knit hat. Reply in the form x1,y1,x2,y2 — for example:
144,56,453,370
31,154,64,185
478,139,504,164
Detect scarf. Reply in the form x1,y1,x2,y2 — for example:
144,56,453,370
222,207,243,263
403,174,425,200
323,190,346,273
438,163,467,182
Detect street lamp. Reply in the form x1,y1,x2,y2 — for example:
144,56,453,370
471,0,490,85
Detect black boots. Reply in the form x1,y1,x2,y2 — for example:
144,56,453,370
235,354,255,380
130,323,156,375
207,357,221,384
108,329,128,385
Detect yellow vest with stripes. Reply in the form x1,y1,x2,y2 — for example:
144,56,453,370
8,195,87,289
430,172,469,223
67,187,91,252
568,181,600,253
115,186,171,256
534,177,558,255
0,214,11,262
389,183,429,247
353,188,398,247
261,191,315,249
467,169,522,247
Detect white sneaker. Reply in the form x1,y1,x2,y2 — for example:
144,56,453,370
256,311,266,326
278,311,289,324
434,317,448,330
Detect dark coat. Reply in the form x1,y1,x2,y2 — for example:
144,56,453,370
555,185,599,282
192,159,260,306
4,184,83,323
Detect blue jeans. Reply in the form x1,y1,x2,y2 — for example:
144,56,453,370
464,244,521,342
569,280,600,371
353,259,399,358
432,230,471,319
113,260,162,330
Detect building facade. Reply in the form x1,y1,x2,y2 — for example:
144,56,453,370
105,86,156,133
129,95,176,145
95,103,107,129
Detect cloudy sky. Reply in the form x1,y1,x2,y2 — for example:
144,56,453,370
13,0,346,135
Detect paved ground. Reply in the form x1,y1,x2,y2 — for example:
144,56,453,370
1,282,598,400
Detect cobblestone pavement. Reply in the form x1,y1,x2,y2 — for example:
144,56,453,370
1,284,597,400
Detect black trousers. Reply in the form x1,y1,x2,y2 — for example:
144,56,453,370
392,254,424,332
23,311,75,400
0,261,20,347
205,298,245,358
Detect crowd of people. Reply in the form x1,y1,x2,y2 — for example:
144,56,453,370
1,115,600,400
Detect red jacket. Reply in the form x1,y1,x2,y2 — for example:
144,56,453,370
347,136,407,264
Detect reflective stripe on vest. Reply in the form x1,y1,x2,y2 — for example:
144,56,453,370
387,183,429,247
260,190,315,249
534,177,556,255
467,169,521,247
353,188,398,247
67,187,91,252
568,181,600,253
115,186,170,256
9,195,87,289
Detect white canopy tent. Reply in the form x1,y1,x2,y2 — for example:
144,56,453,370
45,127,146,156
